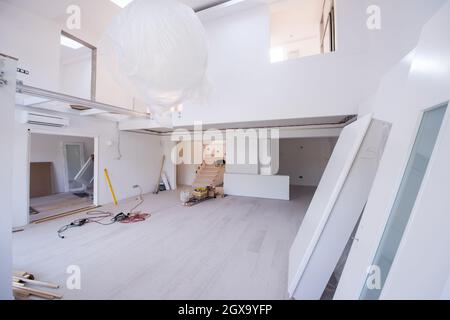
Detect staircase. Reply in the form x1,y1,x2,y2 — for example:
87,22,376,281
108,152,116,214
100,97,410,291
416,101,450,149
192,162,225,189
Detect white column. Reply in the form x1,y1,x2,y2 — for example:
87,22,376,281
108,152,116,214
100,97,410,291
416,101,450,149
0,54,17,300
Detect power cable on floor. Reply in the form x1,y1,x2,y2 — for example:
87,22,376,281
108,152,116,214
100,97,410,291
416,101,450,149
57,191,150,239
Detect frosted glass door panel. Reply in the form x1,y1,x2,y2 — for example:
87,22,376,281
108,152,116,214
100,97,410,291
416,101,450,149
64,143,84,191
360,104,447,300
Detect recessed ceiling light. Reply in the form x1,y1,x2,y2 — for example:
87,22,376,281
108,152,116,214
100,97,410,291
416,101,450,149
60,35,84,49
110,0,134,8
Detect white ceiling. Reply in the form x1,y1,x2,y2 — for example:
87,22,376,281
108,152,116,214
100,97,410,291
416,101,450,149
140,115,356,133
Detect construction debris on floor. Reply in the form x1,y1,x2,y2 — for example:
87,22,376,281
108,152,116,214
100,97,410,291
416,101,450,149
181,186,225,207
57,186,150,239
57,211,151,239
13,271,62,300
180,160,226,207
73,192,90,198
154,155,172,194
12,227,24,233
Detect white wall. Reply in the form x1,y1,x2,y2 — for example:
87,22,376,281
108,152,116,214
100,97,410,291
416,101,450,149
0,1,60,92
0,1,146,112
279,138,337,187
226,135,259,175
336,1,450,299
269,0,322,61
0,55,17,300
177,164,198,187
59,55,92,100
30,133,94,194
12,107,164,227
360,0,447,100
224,173,290,200
161,135,177,190
169,0,446,129
174,1,368,128
442,275,450,299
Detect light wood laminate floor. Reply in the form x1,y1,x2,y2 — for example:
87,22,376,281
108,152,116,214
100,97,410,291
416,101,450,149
13,186,315,300
30,193,93,222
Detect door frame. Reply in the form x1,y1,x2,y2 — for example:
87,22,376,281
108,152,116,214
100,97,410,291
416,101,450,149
62,141,86,192
26,130,99,224
61,30,97,100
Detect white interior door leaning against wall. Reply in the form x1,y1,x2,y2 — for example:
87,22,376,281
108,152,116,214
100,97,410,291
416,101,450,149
62,142,85,192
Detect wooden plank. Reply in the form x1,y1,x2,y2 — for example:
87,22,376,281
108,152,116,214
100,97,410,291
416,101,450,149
12,283,62,299
33,205,99,224
13,281,25,287
13,276,59,289
154,155,166,194
30,162,54,198
13,271,27,277
13,288,31,299
13,271,34,279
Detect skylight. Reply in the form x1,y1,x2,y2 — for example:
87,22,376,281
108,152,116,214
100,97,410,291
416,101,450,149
60,34,84,50
110,0,134,8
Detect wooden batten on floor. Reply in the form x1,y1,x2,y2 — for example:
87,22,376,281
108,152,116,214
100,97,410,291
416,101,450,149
12,271,62,300
13,285,62,300
33,205,100,224
14,271,34,280
13,276,59,289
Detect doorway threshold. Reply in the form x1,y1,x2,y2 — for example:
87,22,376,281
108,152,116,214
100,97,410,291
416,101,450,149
32,205,99,224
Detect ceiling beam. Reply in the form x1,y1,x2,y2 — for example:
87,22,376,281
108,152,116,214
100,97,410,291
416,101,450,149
16,82,150,118
79,109,109,116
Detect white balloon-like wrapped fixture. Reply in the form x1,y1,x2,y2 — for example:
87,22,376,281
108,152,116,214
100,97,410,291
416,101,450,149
104,0,208,118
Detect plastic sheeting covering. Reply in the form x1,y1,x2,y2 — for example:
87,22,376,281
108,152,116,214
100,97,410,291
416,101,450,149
103,0,208,122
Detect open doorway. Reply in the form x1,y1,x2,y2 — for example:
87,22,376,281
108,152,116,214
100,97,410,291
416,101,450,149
278,137,338,198
28,133,97,223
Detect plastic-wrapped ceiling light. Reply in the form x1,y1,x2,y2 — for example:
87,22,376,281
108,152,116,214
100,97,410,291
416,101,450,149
103,0,208,120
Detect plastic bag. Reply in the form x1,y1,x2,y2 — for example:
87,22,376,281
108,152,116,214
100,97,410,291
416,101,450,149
103,0,208,118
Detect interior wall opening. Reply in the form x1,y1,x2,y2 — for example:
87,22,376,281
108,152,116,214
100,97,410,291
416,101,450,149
59,31,97,100
28,132,97,223
270,0,336,63
278,137,338,197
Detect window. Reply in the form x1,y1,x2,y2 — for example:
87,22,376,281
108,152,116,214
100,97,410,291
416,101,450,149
270,0,336,63
360,103,448,300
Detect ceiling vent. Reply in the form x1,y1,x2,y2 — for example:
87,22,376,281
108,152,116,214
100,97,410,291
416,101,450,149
20,111,69,128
